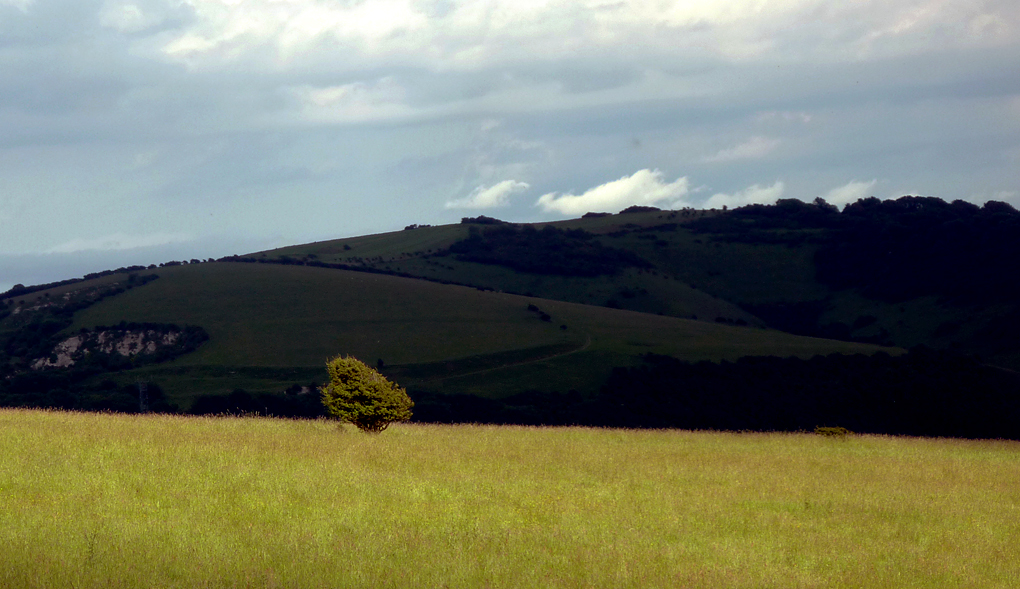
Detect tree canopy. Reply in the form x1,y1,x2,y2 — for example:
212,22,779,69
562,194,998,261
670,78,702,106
321,355,413,433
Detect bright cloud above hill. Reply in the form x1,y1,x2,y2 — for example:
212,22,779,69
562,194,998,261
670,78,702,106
536,170,690,215
1,0,1019,286
446,180,530,209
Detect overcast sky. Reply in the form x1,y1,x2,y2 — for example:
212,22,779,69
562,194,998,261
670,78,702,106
2,0,1019,291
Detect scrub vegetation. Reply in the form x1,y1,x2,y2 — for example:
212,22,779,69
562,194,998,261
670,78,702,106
321,355,413,432
2,409,1018,589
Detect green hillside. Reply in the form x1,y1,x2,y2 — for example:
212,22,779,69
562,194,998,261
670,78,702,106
259,211,764,325
252,199,1020,370
9,196,1015,427
251,210,841,326
63,262,885,406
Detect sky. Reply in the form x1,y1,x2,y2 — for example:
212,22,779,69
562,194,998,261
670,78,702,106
2,0,1019,292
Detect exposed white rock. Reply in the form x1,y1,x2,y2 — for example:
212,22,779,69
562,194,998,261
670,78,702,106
31,336,83,369
31,329,185,370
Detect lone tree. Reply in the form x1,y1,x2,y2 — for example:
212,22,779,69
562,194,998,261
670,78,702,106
320,355,413,433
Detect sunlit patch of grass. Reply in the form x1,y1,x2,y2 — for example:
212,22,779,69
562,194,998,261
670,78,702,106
2,409,1017,588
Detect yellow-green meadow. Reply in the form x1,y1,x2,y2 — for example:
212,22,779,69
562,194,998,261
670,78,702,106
2,409,1018,588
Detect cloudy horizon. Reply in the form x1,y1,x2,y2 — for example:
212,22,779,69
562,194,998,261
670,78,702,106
2,0,1019,292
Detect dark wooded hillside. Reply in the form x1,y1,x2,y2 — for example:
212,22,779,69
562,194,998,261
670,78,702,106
691,196,1020,304
412,349,1020,439
446,224,651,276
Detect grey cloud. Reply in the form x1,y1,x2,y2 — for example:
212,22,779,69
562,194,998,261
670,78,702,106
2,0,1019,285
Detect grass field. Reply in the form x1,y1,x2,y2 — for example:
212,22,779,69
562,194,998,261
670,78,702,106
2,409,1018,588
67,262,889,404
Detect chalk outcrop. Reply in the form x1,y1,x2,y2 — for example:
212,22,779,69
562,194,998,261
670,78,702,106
31,325,203,370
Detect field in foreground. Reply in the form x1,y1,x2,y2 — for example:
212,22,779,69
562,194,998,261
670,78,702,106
1,410,1018,588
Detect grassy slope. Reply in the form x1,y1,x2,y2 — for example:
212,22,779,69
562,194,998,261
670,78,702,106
67,262,888,404
267,223,471,261
258,213,784,324
73,263,575,367
261,213,1009,367
257,211,828,316
2,409,1018,589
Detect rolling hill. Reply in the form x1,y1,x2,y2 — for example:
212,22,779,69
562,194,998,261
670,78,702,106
253,198,1020,370
58,261,881,405
3,195,1018,436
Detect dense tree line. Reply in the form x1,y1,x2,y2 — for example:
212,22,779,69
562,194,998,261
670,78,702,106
619,205,661,214
689,195,1020,304
816,197,1020,303
595,350,1020,438
460,215,508,225
689,197,842,238
0,371,178,413
445,225,651,276
8,346,1018,440
2,267,159,301
409,349,1020,439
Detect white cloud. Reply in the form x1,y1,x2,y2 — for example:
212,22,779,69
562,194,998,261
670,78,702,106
45,233,193,254
704,181,785,209
821,179,878,207
0,0,34,12
155,0,1020,71
445,180,530,209
287,78,415,124
536,169,690,215
702,136,780,163
161,0,432,65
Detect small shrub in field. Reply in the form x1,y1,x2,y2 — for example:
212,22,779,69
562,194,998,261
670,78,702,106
320,355,413,433
815,426,852,438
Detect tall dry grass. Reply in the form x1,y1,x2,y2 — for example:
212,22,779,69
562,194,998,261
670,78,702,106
1,408,1018,588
